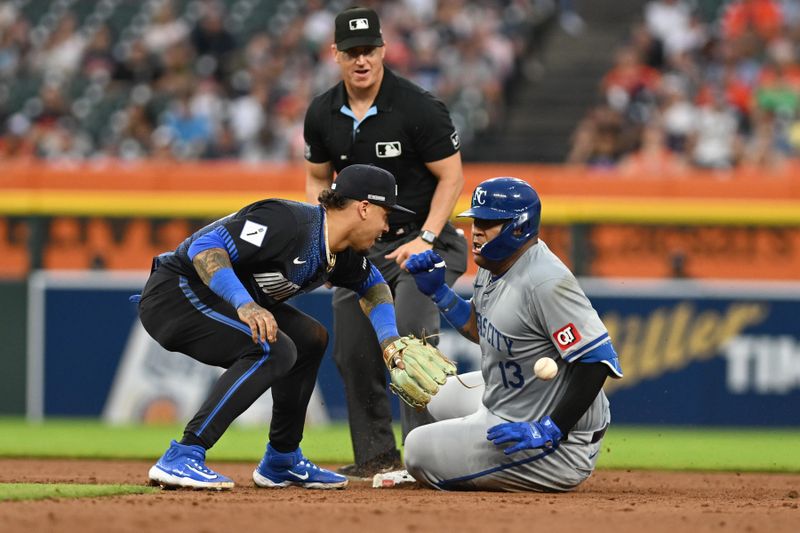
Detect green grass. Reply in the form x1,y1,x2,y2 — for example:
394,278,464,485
0,417,355,462
598,426,800,472
0,483,156,501
1,418,798,473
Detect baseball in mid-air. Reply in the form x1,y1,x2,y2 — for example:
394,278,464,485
534,357,558,380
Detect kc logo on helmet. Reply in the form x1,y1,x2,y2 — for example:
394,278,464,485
553,323,582,349
474,187,487,205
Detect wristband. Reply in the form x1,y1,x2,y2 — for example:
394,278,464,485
208,268,254,309
369,302,400,344
432,285,471,329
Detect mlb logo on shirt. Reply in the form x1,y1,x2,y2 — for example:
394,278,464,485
553,323,582,349
376,141,402,157
451,131,461,150
349,18,369,30
240,220,268,247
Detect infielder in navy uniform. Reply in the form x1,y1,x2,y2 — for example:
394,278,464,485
304,7,467,477
139,165,433,490
403,177,623,491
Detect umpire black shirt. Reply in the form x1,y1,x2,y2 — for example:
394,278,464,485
304,68,460,228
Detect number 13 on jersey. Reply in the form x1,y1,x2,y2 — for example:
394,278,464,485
498,360,524,389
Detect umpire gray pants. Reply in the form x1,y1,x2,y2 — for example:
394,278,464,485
332,223,467,466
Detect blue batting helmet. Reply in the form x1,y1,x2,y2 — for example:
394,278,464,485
458,177,541,261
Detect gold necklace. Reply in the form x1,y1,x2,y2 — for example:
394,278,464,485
324,212,336,272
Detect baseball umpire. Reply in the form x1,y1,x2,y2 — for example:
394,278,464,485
139,164,454,490
403,177,623,491
304,6,467,477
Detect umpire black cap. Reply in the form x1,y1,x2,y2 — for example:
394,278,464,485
334,7,384,51
332,165,415,214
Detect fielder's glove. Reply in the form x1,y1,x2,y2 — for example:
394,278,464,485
383,335,457,409
487,416,563,455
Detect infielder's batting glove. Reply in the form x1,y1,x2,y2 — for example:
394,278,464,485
487,416,563,455
406,250,446,297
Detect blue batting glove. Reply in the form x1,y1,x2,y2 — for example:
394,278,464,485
406,250,446,297
486,416,563,455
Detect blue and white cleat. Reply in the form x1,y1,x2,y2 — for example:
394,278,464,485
148,440,234,490
253,444,348,489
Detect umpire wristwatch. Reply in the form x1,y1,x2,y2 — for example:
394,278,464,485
420,230,437,245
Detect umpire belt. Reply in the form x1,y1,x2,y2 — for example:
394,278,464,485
379,222,420,242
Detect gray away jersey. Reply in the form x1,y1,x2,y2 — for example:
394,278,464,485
472,240,618,432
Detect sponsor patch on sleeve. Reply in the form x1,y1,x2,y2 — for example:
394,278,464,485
240,220,268,247
553,323,582,350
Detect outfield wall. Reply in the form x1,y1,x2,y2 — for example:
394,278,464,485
2,161,800,279
22,271,800,427
0,281,26,415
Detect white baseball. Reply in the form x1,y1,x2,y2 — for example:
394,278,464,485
534,357,558,380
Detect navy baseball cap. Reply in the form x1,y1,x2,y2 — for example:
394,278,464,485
334,7,384,51
332,165,415,214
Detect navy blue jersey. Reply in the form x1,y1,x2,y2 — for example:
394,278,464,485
160,200,371,308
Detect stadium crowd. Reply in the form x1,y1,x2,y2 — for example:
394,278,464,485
567,0,800,172
0,0,547,161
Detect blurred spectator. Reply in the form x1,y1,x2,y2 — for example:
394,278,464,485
660,75,698,153
29,13,86,78
115,101,157,160
602,46,662,114
570,0,800,171
32,84,68,130
143,0,189,54
27,85,90,160
112,40,164,86
0,1,548,161
302,0,335,51
162,91,213,158
687,89,743,169
722,0,783,43
645,0,691,45
0,15,30,79
229,81,268,150
0,113,34,159
629,19,665,70
155,40,195,96
81,25,115,80
567,105,630,168
204,121,240,159
644,0,708,60
190,1,237,81
619,120,688,175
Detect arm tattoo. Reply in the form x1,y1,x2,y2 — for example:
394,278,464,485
193,248,233,285
358,283,394,316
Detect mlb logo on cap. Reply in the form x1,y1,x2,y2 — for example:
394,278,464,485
335,7,384,51
349,18,369,30
331,164,414,214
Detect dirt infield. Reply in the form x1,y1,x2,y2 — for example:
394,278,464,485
0,459,797,533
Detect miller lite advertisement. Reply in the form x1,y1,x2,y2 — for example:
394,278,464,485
27,273,800,426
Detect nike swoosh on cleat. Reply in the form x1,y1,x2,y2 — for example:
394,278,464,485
186,465,219,480
288,470,310,480
293,257,307,265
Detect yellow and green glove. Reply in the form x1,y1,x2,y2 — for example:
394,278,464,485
382,335,457,409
